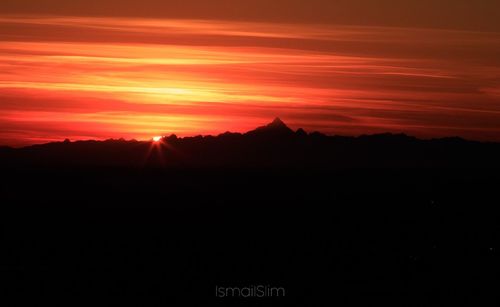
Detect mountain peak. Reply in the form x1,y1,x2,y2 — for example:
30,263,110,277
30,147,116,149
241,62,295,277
265,117,291,130
270,117,286,127
245,117,294,136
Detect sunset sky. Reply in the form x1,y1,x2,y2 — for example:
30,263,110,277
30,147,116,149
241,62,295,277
1,0,500,146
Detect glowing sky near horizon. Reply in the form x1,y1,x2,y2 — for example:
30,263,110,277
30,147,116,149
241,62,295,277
1,11,500,145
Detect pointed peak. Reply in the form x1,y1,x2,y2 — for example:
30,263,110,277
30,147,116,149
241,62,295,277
267,117,290,129
271,117,285,125
245,117,293,136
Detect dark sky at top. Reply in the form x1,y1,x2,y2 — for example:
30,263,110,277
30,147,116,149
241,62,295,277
2,0,500,32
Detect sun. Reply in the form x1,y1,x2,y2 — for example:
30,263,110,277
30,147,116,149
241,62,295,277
152,136,162,142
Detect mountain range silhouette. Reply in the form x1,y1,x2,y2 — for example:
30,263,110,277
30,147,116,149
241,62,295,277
1,117,500,169
2,118,500,306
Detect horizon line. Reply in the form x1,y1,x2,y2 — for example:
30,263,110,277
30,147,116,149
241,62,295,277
2,119,486,149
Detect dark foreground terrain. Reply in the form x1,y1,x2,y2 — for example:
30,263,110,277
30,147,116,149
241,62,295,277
1,120,499,306
1,168,499,306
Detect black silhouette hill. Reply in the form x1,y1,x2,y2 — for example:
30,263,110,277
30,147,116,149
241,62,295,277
245,117,294,138
1,118,500,169
2,118,500,306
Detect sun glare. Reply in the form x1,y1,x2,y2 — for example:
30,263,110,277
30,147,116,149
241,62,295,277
152,136,162,142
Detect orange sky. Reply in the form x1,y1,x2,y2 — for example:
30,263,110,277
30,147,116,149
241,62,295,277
1,6,500,146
